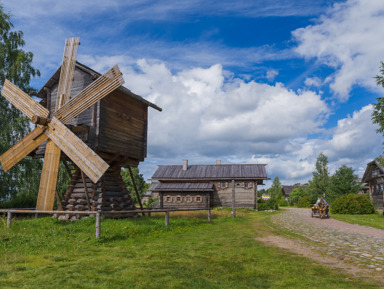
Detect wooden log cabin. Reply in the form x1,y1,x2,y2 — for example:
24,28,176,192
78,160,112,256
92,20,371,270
32,62,161,218
362,157,384,210
149,160,269,209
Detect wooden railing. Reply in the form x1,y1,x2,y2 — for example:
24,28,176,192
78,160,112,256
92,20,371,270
0,208,212,239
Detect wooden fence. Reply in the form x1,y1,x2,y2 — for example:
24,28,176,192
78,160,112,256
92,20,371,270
0,208,212,239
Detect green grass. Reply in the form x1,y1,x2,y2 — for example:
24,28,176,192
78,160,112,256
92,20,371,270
330,212,384,230
0,210,379,289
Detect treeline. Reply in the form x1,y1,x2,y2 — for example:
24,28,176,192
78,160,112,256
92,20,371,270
259,153,375,214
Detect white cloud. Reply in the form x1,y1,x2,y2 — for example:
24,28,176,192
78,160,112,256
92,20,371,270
304,76,322,87
107,59,329,158
250,105,382,187
266,69,279,81
293,0,384,100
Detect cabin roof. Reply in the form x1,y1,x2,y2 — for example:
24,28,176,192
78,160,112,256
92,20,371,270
151,164,269,181
149,182,214,192
362,156,384,182
282,185,307,196
36,61,162,111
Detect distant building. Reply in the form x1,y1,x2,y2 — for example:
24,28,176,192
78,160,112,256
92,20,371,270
361,157,384,210
282,185,307,201
149,160,269,209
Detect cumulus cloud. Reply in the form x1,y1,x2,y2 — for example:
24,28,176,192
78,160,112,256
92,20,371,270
293,0,384,100
112,59,329,159
250,105,382,187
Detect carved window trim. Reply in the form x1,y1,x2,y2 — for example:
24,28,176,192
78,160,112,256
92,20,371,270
195,195,202,202
185,195,192,202
166,196,172,203
176,195,183,203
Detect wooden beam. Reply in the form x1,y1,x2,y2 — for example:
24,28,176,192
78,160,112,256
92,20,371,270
81,171,92,211
56,37,80,109
0,126,48,172
36,140,61,211
55,65,124,124
55,190,63,211
128,166,145,216
46,117,109,183
1,79,49,121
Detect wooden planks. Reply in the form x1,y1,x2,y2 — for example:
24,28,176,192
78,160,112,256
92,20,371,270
55,65,124,124
55,37,80,109
1,79,49,120
36,140,61,211
45,117,109,183
0,127,49,172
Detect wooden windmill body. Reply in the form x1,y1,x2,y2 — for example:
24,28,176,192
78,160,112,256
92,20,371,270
0,38,161,219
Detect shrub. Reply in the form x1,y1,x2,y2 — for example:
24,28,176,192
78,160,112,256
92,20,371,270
297,196,311,208
278,198,288,207
257,198,279,210
331,194,375,214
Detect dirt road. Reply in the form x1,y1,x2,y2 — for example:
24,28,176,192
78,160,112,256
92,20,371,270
258,208,384,285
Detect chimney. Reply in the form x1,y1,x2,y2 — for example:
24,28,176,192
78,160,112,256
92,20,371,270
216,160,221,165
182,159,188,171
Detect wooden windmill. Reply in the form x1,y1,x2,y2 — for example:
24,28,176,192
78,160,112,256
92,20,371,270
0,37,125,212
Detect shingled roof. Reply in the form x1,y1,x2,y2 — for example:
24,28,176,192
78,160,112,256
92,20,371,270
151,164,269,181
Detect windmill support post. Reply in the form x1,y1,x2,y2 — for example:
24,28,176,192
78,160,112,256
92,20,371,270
127,166,145,216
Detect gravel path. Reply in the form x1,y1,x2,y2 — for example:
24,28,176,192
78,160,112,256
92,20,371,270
270,208,384,272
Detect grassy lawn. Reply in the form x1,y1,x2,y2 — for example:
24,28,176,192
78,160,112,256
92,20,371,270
330,212,384,230
0,210,380,289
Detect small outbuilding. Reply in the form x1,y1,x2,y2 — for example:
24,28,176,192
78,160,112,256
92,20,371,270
149,160,269,209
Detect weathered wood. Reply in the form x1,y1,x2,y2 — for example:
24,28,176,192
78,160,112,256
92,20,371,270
81,171,91,210
96,212,101,238
208,208,211,222
7,211,11,228
56,37,80,109
165,210,169,226
55,65,124,124
128,166,144,215
45,117,109,183
1,79,49,120
55,190,64,211
0,127,48,172
232,180,236,218
36,140,61,210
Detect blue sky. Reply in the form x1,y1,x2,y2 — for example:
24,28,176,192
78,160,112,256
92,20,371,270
2,0,384,187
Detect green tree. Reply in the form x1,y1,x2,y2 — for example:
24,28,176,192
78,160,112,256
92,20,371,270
372,61,384,137
328,165,361,203
0,4,42,205
307,153,330,203
269,176,282,199
121,167,149,205
289,187,308,206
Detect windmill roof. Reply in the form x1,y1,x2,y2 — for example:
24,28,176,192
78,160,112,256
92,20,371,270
36,61,162,111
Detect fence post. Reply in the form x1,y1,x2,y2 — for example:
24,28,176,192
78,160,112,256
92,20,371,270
165,210,169,226
208,208,211,222
7,210,12,228
232,180,236,218
96,212,101,239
